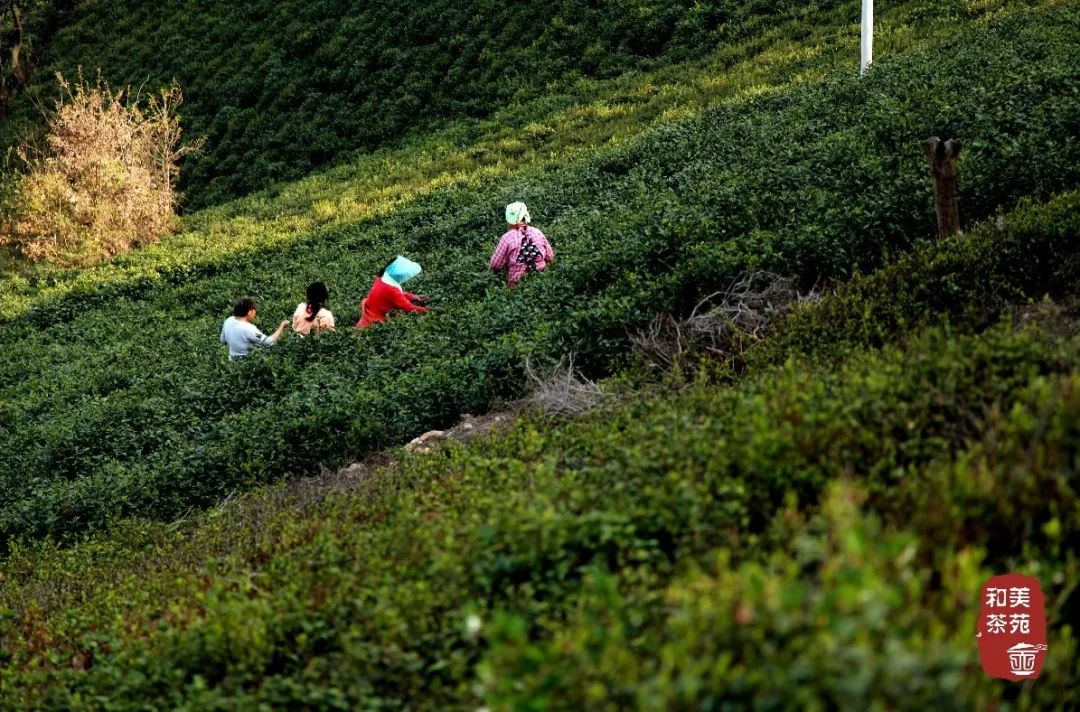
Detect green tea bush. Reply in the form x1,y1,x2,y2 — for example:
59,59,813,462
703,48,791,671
2,319,1077,708
0,2,1077,546
2,0,843,208
745,191,1080,370
479,479,1076,710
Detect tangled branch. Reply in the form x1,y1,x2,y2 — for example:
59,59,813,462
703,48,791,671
632,271,818,373
522,354,607,416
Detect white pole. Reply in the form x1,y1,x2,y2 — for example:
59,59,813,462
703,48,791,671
861,0,873,75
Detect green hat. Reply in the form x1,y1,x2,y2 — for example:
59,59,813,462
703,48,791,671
505,201,531,225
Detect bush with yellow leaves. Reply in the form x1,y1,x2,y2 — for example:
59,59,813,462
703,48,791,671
1,71,199,267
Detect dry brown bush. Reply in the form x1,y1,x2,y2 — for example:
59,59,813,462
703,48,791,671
632,271,818,374
0,70,200,267
522,354,608,416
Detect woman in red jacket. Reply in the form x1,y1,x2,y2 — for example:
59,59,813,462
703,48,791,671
356,255,430,328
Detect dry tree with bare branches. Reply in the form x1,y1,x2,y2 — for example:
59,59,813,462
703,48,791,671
1,70,201,266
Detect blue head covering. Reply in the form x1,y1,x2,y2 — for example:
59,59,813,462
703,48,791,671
381,255,422,288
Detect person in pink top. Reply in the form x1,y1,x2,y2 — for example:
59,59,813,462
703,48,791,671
489,201,554,287
291,281,336,336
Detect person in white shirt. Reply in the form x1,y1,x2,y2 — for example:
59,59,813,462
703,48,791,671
220,298,289,359
291,281,336,336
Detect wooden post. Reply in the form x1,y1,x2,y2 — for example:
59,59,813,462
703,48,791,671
923,136,962,238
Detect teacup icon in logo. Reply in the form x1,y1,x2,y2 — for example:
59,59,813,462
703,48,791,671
1007,643,1047,677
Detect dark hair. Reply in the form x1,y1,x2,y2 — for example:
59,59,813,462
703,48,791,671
232,298,256,317
376,257,396,278
305,281,329,322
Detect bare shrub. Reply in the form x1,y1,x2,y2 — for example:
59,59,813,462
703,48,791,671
522,354,607,416
629,313,691,374
632,271,816,373
0,70,201,266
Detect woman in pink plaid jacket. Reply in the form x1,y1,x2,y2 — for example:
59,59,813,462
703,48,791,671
489,201,554,287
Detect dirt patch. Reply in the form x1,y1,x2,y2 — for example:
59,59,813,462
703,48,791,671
402,409,519,454
282,410,514,496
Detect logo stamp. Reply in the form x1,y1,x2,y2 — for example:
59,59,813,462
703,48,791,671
977,574,1047,681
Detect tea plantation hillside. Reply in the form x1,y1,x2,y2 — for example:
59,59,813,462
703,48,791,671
2,191,1078,708
0,0,1077,548
1,0,847,208
1,0,1079,707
